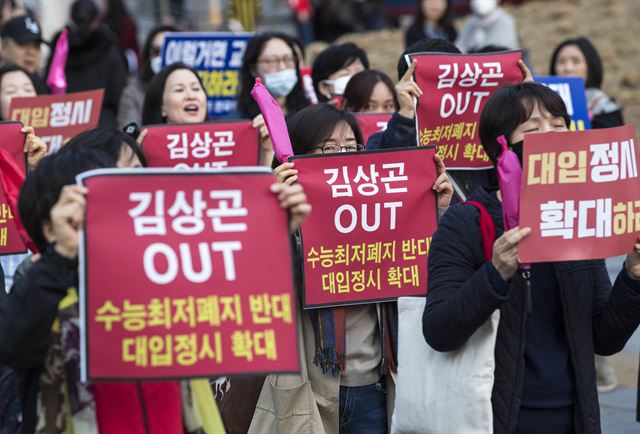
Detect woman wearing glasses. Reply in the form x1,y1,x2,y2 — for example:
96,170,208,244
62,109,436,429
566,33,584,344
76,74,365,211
234,32,310,166
262,103,452,434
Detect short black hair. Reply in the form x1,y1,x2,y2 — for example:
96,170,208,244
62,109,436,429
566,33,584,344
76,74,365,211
62,127,148,167
311,43,369,102
141,61,205,125
236,32,309,119
479,82,571,163
343,69,399,112
549,36,603,89
18,148,116,252
0,63,38,120
397,38,460,80
280,103,364,164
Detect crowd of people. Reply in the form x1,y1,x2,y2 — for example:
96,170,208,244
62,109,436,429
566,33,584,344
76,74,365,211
0,0,638,433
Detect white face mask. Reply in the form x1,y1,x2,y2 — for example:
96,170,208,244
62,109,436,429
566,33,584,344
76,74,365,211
150,56,162,74
470,0,498,16
324,74,352,96
263,69,299,97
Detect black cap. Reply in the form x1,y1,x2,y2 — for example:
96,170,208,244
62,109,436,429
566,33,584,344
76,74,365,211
1,15,46,45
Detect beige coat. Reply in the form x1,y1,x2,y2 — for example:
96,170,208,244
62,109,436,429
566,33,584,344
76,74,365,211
248,303,396,434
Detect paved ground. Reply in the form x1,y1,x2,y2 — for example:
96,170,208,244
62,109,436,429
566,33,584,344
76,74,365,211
600,257,639,433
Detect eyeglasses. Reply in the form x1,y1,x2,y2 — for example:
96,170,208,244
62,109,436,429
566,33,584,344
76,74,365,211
257,55,296,70
316,143,365,154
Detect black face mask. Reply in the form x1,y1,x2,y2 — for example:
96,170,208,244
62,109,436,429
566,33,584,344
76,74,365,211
509,140,524,167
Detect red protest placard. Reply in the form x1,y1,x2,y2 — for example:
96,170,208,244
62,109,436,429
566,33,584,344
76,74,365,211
0,122,27,255
79,168,298,381
355,112,392,146
9,89,104,152
143,121,260,169
292,147,438,308
408,51,523,170
519,125,639,262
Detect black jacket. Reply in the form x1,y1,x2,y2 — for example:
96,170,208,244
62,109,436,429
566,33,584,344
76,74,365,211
0,249,77,434
423,186,640,434
46,26,127,128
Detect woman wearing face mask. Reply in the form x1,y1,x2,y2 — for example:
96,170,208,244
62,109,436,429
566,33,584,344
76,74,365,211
343,69,399,114
117,25,178,128
311,43,369,104
405,0,457,48
235,32,309,166
549,37,624,130
424,82,640,434
455,0,519,53
248,103,451,434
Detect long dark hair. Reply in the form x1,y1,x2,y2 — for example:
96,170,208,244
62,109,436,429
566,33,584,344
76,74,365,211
139,25,178,87
343,69,399,112
409,0,457,42
479,82,570,163
549,36,603,89
237,32,309,120
141,62,206,125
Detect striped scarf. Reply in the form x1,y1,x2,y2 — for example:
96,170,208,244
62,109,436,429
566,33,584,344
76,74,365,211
309,303,398,377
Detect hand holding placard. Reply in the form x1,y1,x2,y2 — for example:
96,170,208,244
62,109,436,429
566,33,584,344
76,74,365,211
274,162,298,186
625,236,640,279
518,60,533,82
50,185,87,259
432,153,453,209
22,126,47,170
397,60,423,119
492,226,531,281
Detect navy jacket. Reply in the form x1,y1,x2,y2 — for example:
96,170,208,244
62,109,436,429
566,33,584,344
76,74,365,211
424,186,640,434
